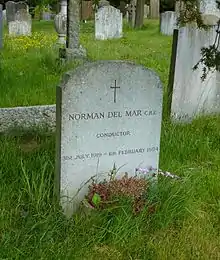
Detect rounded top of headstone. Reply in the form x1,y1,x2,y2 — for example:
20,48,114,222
60,60,162,91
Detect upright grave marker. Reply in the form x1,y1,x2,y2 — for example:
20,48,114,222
171,25,220,121
56,60,163,215
160,11,177,36
95,5,123,40
6,1,31,36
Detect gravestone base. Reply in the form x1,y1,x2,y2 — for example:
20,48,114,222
65,46,87,61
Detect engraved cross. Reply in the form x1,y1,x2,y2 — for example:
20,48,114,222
110,80,120,103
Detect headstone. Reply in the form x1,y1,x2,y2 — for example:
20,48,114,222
200,0,220,25
144,4,149,18
8,9,32,36
6,1,27,23
127,0,136,27
6,1,31,36
118,1,126,17
56,60,163,215
95,5,123,40
171,25,220,122
0,5,3,49
160,11,177,36
150,0,159,19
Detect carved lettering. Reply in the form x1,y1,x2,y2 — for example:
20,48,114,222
96,131,131,138
125,110,142,117
107,111,122,118
67,109,158,121
62,146,159,161
69,112,105,121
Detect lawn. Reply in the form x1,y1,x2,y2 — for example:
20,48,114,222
0,20,171,108
0,20,220,259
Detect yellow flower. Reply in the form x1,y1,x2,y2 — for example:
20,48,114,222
5,32,57,52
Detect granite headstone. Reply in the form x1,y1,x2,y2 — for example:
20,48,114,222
6,1,31,36
160,11,177,36
95,5,123,40
200,0,220,25
6,1,27,23
56,60,163,215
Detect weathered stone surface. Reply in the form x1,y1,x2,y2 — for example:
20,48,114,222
66,0,87,60
8,19,32,36
6,2,31,36
56,60,163,216
65,46,87,60
2,9,6,22
0,105,56,133
95,5,123,40
160,11,177,36
6,1,27,23
126,0,136,27
200,0,220,25
171,25,220,122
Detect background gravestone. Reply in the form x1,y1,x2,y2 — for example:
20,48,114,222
56,60,163,215
171,25,220,122
6,1,27,23
95,5,123,40
8,8,32,36
160,11,177,36
200,0,220,25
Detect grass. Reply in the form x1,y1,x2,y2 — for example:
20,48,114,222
0,20,220,259
0,20,171,108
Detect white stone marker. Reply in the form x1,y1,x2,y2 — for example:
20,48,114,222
160,11,177,36
200,0,220,25
56,60,163,215
95,5,123,40
171,25,220,122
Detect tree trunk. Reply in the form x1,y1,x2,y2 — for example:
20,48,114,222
134,0,144,28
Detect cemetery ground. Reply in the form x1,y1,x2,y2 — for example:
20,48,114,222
0,20,220,259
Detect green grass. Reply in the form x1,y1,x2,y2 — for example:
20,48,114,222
0,20,220,259
0,20,172,108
